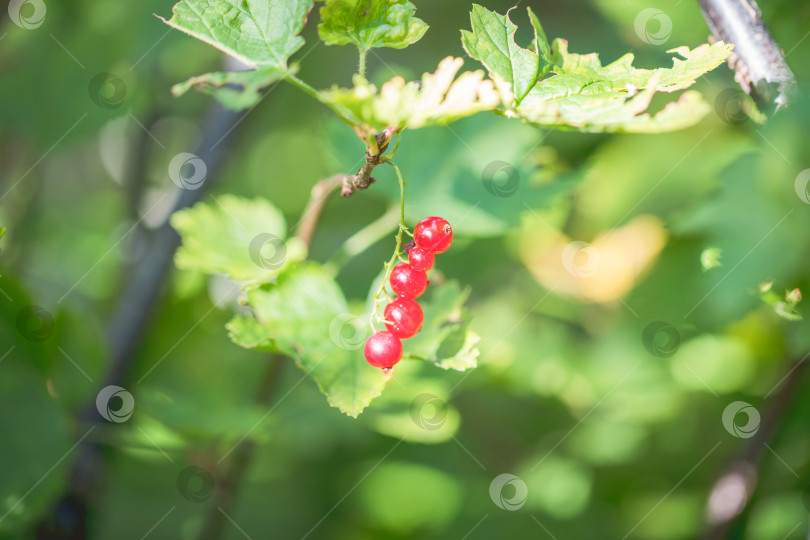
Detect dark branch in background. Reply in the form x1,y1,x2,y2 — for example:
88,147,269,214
196,172,342,540
700,356,809,539
698,0,798,112
35,98,240,540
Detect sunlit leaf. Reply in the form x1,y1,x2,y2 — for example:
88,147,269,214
318,0,428,51
317,56,499,131
171,195,306,288
159,0,314,68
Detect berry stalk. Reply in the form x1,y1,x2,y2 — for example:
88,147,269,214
369,160,409,330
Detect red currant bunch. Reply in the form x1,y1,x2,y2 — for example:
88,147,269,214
365,216,453,371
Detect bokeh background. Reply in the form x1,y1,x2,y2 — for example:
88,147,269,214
2,0,810,538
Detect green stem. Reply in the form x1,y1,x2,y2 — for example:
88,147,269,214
284,73,355,125
358,49,367,78
368,161,408,330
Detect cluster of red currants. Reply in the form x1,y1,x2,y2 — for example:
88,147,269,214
364,216,453,371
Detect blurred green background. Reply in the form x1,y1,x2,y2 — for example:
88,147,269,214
2,0,810,539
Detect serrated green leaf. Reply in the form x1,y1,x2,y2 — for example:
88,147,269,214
461,5,551,106
172,66,290,110
404,282,479,371
159,0,314,68
548,39,733,94
317,56,499,131
243,263,387,417
461,6,733,133
515,39,732,132
318,0,427,51
171,195,306,288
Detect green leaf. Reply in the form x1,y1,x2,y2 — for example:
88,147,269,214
461,5,552,106
238,263,387,417
172,66,290,110
547,39,734,94
460,6,733,133
405,282,480,371
318,0,428,51
159,0,314,68
317,56,499,131
514,40,732,133
170,195,306,288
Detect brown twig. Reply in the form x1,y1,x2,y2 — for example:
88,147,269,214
340,126,397,197
700,355,809,539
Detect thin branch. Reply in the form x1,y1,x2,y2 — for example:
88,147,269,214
295,174,345,246
700,354,809,539
698,0,797,111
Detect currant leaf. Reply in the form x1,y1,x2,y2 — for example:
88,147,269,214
461,5,551,106
317,56,499,132
171,195,307,288
159,0,314,68
404,282,480,371
241,263,387,417
461,5,734,133
318,0,428,51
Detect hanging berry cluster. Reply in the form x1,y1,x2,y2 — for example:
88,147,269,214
364,216,453,372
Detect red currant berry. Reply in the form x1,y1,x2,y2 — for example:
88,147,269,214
364,331,403,369
384,298,424,339
389,263,427,299
414,216,453,254
408,246,434,272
